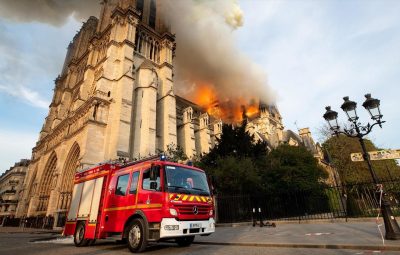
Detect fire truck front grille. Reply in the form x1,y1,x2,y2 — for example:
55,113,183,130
175,205,209,215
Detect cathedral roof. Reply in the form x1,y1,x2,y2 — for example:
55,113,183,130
283,130,302,144
175,95,205,112
254,132,272,148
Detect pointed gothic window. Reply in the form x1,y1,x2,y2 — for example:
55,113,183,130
149,0,156,29
136,0,144,17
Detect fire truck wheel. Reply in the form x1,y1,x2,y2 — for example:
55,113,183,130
176,235,195,247
127,218,147,253
74,222,89,247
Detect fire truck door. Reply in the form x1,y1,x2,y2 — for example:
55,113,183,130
105,173,131,233
137,167,164,222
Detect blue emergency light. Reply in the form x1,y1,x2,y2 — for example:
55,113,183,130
160,155,167,161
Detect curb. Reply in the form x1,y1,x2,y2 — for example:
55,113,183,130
216,217,378,227
194,241,400,251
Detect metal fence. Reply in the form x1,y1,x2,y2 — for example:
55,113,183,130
1,216,54,229
215,180,400,223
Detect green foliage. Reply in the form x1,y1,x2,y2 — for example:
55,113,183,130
199,123,328,195
323,135,400,184
201,123,268,167
165,143,188,162
262,144,328,193
202,156,261,194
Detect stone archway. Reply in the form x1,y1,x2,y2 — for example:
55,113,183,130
37,153,57,214
57,143,80,213
21,166,37,217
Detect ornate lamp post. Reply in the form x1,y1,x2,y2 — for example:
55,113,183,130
323,94,400,240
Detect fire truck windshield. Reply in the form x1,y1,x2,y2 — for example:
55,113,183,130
165,165,210,196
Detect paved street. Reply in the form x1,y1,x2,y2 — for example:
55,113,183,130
1,222,400,255
200,222,400,248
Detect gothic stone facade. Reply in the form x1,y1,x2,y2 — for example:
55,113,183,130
16,0,223,224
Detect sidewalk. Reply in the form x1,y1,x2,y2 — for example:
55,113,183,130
197,222,400,251
215,217,378,227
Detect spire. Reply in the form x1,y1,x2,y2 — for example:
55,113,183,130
259,100,268,111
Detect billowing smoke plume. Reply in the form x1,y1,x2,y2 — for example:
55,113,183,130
162,0,275,121
224,2,244,29
0,0,275,121
0,0,100,26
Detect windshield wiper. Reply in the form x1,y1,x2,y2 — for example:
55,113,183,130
168,185,186,189
190,187,206,191
190,187,210,195
168,185,192,194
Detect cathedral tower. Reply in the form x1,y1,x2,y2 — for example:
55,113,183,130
17,0,176,227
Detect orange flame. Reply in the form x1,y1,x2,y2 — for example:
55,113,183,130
196,85,218,112
189,83,260,123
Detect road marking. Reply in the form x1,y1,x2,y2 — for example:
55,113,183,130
355,251,381,255
305,232,333,236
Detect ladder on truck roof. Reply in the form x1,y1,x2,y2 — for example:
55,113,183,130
121,155,161,168
77,155,163,173
78,155,163,173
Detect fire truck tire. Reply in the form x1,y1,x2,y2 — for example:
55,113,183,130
176,235,195,247
127,218,147,253
74,222,89,247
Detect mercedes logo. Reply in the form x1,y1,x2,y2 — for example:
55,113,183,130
193,206,198,215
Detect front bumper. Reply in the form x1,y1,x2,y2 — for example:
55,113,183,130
160,218,215,238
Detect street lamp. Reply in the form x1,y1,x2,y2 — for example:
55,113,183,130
341,96,358,122
362,94,383,123
323,94,400,240
323,106,339,131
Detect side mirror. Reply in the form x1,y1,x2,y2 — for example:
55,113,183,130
150,165,160,181
150,181,158,190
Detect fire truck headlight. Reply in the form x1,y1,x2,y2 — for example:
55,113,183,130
169,208,178,216
164,225,179,231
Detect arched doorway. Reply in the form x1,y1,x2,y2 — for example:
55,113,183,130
37,153,57,214
56,143,80,227
23,167,37,216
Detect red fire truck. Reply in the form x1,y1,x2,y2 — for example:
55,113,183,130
63,156,215,253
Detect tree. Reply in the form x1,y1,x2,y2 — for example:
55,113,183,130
164,143,188,162
262,144,328,193
203,156,262,194
200,123,268,167
198,121,328,195
198,122,268,194
323,135,400,184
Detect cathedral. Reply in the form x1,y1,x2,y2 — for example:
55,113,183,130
16,0,330,228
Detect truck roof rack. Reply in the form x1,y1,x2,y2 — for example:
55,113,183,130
77,155,164,173
121,155,161,168
77,159,125,173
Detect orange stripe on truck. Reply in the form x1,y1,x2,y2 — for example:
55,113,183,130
104,204,162,212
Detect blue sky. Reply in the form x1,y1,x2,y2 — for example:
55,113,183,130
1,0,400,174
235,0,400,147
0,17,79,173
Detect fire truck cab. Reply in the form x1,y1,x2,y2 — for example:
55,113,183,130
63,157,215,253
